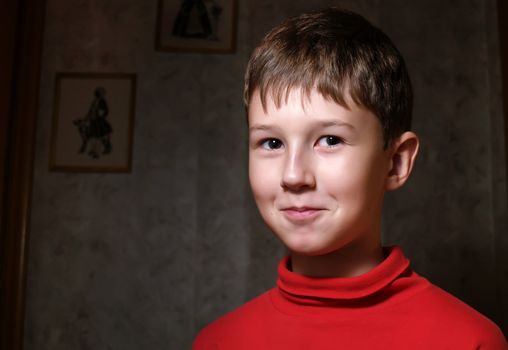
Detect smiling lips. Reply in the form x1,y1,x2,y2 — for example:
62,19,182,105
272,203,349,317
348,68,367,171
281,207,324,221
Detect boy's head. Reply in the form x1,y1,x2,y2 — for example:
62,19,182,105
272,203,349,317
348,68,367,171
244,7,413,148
245,8,419,265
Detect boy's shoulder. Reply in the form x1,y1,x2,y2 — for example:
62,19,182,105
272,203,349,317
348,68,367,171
192,289,274,350
408,280,507,347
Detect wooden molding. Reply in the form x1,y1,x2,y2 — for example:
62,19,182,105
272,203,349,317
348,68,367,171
0,0,46,349
496,0,508,335
498,1,508,183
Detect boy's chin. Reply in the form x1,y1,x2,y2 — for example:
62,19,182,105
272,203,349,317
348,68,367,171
281,238,341,257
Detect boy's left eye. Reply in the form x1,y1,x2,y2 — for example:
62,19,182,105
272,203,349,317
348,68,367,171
317,135,343,147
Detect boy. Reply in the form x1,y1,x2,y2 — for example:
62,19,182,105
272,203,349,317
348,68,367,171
193,8,507,349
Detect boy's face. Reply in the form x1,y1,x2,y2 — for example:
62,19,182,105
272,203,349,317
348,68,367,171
248,88,392,256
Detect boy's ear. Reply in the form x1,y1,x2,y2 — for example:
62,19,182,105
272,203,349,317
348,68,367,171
385,131,419,191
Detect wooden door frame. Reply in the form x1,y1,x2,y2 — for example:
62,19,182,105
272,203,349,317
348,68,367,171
498,2,508,181
0,1,46,349
496,0,508,335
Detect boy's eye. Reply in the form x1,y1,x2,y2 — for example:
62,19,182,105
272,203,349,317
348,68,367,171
260,138,283,150
317,135,343,148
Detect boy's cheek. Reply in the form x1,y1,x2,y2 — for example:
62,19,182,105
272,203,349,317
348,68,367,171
249,162,277,199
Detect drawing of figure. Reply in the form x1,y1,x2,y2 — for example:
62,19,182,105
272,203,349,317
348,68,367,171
172,0,223,39
73,86,113,159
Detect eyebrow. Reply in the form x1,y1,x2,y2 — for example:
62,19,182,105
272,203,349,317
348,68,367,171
317,120,356,130
249,120,355,133
249,124,274,133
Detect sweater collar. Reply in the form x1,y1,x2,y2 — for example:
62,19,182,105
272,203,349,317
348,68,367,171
276,246,410,303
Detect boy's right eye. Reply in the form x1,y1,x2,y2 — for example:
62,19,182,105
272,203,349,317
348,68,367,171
260,138,283,150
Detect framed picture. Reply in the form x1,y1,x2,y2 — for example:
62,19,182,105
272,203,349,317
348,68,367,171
49,73,136,172
155,0,237,53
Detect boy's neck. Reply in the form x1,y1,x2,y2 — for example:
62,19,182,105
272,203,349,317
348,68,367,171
289,238,384,278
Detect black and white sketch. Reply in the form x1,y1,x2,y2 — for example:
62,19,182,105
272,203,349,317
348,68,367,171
50,73,135,172
73,86,113,159
156,0,236,53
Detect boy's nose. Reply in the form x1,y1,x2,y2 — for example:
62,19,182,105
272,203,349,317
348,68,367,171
280,148,316,192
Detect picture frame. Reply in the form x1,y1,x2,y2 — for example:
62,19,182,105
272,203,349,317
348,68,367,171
49,73,136,173
155,0,237,53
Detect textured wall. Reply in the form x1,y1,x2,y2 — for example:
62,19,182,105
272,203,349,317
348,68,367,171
25,0,507,349
379,0,508,328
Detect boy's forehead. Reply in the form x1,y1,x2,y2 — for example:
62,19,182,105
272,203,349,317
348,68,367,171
248,87,363,121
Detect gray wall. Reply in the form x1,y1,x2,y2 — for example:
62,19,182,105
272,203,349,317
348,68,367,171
25,0,507,349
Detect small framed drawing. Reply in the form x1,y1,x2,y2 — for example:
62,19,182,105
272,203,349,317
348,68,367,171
49,73,136,172
156,0,237,53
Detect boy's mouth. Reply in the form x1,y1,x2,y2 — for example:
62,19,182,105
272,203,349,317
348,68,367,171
281,207,324,221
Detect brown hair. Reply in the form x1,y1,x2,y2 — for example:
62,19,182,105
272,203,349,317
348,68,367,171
244,7,413,147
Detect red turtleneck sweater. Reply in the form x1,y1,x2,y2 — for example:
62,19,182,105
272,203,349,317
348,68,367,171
192,247,507,349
